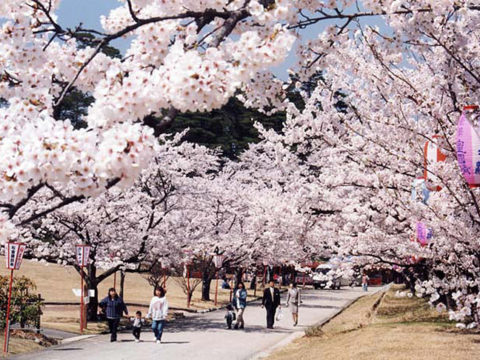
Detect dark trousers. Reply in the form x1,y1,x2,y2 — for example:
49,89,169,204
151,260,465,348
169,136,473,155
133,327,141,340
226,314,233,329
266,306,277,328
107,318,120,341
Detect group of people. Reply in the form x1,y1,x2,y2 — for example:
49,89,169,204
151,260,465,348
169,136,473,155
99,286,168,343
98,280,302,343
226,280,301,330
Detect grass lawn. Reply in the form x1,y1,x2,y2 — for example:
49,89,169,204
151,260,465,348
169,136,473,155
0,256,262,335
268,285,480,360
0,337,44,357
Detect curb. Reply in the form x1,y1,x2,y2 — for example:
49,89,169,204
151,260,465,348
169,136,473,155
313,284,390,329
60,334,96,344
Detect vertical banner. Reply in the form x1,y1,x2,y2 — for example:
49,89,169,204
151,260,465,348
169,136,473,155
76,246,83,266
75,245,91,267
15,244,26,270
5,243,25,270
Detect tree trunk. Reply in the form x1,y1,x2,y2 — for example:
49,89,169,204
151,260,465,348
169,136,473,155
119,270,126,299
281,265,287,286
235,268,243,287
201,269,212,301
86,265,99,321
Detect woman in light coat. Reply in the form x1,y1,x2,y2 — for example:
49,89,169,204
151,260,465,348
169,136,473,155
146,286,168,343
286,282,301,326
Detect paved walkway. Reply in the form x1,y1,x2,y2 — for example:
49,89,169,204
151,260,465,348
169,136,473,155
13,286,385,360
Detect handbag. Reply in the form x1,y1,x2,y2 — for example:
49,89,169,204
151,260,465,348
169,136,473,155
275,308,284,321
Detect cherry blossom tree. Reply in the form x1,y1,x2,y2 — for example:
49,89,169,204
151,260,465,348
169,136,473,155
22,134,220,318
246,0,480,325
3,0,480,325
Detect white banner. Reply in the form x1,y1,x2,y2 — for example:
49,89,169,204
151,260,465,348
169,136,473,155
5,243,25,270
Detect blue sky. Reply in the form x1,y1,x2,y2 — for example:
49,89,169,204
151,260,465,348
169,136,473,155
56,0,387,80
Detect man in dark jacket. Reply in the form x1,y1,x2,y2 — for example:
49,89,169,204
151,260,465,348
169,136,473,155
262,280,281,329
99,288,128,342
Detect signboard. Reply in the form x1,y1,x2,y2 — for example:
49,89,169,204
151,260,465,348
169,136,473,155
5,242,26,270
75,245,91,267
73,289,95,297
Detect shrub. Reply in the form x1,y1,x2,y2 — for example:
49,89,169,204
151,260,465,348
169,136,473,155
0,275,43,329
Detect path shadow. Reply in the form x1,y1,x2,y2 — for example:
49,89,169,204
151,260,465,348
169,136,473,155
119,317,293,335
52,348,83,351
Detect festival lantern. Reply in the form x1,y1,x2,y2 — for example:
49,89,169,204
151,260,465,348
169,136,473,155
212,253,225,306
4,242,26,354
456,105,480,188
416,222,433,247
75,244,91,333
424,135,447,191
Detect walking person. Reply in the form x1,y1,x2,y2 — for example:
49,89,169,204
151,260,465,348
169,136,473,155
262,280,281,329
147,286,168,344
99,288,128,342
232,281,247,329
286,282,301,326
131,311,144,342
362,273,369,292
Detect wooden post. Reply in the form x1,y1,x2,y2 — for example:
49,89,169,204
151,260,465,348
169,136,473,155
113,271,117,289
36,294,42,334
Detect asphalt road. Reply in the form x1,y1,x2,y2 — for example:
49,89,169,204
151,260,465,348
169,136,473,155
12,286,385,360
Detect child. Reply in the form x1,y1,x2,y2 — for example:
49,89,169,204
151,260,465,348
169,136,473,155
225,304,236,329
132,310,143,342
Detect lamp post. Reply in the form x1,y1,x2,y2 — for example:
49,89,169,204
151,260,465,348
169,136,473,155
3,242,26,355
213,254,225,306
75,244,91,333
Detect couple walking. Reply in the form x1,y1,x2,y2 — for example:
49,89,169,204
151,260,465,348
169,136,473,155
99,286,168,343
262,281,301,328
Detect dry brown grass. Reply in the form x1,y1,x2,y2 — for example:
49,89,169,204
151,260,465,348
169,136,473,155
0,257,247,308
268,285,480,360
0,336,43,357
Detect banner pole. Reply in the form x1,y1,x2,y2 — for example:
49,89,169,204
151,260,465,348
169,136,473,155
3,269,14,354
80,266,84,334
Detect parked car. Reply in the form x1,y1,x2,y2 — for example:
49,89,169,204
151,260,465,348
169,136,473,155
312,264,354,289
313,264,340,289
295,273,313,285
